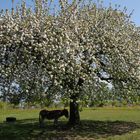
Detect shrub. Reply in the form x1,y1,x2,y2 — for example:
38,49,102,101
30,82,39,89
0,101,15,109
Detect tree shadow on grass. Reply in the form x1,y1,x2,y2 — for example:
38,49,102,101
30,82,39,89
0,119,139,140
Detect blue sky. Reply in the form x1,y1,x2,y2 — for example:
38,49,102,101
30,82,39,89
0,0,140,26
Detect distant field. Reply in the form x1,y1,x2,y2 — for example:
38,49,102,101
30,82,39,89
0,107,140,140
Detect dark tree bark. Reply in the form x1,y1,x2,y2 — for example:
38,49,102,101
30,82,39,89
68,78,84,125
68,95,80,125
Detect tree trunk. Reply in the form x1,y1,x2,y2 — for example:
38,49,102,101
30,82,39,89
68,78,84,125
69,96,80,125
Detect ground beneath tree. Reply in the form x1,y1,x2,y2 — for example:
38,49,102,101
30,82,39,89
0,119,139,140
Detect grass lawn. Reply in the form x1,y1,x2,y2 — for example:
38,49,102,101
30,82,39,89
0,107,140,140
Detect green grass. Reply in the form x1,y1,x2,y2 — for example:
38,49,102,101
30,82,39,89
0,107,140,140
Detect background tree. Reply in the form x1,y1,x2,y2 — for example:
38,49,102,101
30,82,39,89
0,0,140,125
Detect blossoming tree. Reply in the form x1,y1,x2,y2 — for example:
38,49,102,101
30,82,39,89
0,0,140,124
